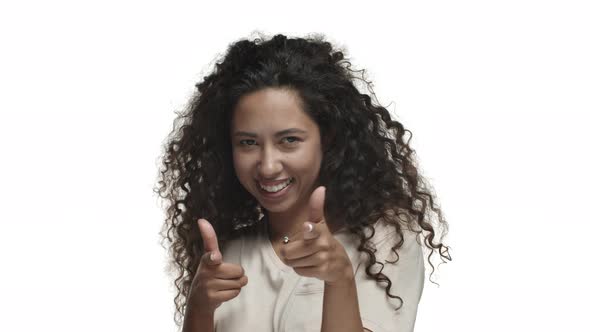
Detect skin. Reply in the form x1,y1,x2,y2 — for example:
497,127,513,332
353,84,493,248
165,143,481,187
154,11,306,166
230,87,323,245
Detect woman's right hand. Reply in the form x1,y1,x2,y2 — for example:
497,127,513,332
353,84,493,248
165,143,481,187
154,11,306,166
187,218,248,315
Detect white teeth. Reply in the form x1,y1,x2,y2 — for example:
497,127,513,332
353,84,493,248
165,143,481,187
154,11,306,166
260,178,293,193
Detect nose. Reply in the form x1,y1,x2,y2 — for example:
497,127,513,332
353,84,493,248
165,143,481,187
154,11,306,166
257,147,283,179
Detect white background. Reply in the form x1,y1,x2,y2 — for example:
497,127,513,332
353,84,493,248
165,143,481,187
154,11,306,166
1,0,588,331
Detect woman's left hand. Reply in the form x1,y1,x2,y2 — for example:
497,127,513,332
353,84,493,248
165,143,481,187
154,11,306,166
279,186,354,286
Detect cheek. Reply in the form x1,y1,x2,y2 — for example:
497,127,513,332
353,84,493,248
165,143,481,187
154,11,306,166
290,148,322,175
232,152,248,179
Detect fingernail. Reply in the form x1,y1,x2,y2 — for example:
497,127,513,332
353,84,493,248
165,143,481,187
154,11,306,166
305,223,313,233
210,252,218,261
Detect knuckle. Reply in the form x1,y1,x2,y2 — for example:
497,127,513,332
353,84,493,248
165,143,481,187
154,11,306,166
201,253,210,262
230,289,240,298
199,279,209,290
194,278,207,292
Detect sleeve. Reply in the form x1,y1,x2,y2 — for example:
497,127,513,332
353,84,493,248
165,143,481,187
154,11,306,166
355,229,425,332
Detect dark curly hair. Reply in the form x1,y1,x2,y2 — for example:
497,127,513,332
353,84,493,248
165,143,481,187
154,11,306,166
154,32,452,328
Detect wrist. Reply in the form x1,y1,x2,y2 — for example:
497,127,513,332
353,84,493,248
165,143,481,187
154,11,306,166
183,305,215,332
186,304,215,318
326,264,355,288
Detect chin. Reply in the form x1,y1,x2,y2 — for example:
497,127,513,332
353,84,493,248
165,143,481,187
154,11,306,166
258,200,293,213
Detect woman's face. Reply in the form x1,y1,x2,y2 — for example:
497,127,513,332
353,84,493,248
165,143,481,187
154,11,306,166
231,87,322,214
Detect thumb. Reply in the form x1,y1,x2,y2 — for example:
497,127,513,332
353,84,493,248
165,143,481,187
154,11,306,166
308,186,326,224
197,218,221,263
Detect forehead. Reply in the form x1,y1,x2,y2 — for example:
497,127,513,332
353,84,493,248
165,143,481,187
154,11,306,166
231,88,317,131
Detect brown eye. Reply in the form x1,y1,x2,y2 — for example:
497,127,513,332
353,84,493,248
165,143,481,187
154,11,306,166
282,137,301,144
239,139,256,146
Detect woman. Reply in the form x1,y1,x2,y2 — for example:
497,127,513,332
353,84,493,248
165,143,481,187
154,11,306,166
155,33,451,332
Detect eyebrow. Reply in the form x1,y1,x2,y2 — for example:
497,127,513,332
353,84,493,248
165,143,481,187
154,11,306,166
233,128,307,138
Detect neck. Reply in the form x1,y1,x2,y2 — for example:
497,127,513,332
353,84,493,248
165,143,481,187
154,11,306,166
264,208,347,245
265,207,308,244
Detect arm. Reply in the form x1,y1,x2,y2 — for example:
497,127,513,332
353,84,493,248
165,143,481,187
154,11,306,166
320,266,366,332
182,305,214,332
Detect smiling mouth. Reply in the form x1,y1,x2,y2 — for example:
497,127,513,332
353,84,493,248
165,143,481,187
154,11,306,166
258,178,294,193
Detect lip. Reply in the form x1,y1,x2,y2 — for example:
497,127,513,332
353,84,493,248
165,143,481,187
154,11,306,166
257,178,294,200
257,178,292,186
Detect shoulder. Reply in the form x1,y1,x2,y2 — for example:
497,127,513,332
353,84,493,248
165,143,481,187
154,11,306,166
372,212,424,261
350,210,422,248
336,211,424,268
354,212,426,294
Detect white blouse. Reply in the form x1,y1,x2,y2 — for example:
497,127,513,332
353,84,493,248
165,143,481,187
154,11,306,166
214,217,425,332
